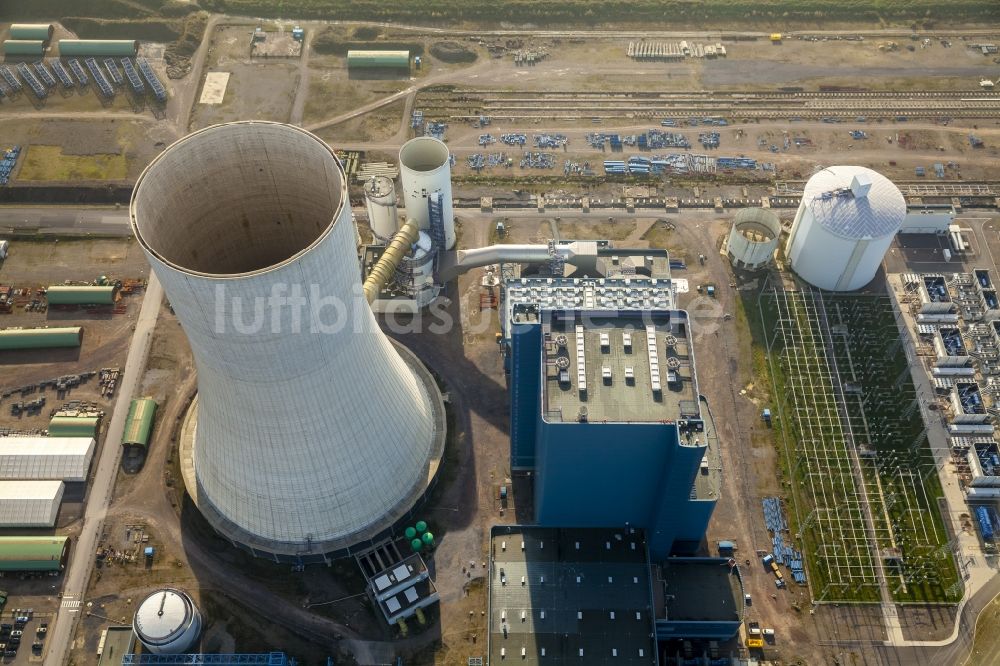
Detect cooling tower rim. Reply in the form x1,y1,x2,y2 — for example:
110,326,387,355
129,121,347,280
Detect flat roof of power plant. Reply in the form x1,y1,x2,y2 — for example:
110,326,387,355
657,558,745,622
489,526,657,666
540,310,700,424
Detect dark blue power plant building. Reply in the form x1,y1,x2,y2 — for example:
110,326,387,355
506,288,721,560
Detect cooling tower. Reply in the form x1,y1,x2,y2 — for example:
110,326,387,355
130,122,445,560
399,137,455,250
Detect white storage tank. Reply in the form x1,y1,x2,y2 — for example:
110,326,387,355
785,166,905,291
399,137,455,250
133,589,202,654
364,175,399,243
725,208,781,270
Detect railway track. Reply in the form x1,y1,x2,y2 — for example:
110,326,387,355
416,89,1000,120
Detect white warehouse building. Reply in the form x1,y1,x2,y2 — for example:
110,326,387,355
0,437,96,482
785,166,906,291
130,122,446,562
0,480,65,527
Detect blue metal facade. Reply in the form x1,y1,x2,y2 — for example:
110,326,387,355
510,319,716,560
510,322,542,469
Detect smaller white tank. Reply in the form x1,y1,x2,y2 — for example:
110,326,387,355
133,589,202,655
364,175,399,243
726,208,781,270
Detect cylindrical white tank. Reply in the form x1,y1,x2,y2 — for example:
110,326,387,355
399,137,455,250
130,122,444,559
726,208,781,270
364,175,399,243
785,166,905,291
133,589,202,654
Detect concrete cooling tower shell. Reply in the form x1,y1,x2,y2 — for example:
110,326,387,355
130,122,445,561
785,166,905,291
399,137,455,250
726,207,781,270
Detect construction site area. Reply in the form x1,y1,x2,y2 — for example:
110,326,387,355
2,7,1000,666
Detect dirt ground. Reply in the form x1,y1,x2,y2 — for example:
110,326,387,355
0,237,149,665
315,100,407,145
967,592,1000,666
186,25,305,129
0,237,149,433
0,119,175,183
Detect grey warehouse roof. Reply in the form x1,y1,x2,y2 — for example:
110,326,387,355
802,165,906,240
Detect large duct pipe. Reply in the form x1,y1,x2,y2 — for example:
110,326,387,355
130,122,443,558
363,218,421,303
438,241,592,282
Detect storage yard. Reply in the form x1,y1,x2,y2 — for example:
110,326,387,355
2,8,1000,666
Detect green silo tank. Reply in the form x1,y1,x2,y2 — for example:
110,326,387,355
404,526,417,540
421,532,434,547
410,538,423,552
415,520,427,533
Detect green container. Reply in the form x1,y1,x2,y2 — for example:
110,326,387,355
9,24,54,43
0,536,68,572
0,327,82,350
421,532,434,546
404,526,417,540
48,416,99,437
415,520,427,534
122,398,157,449
57,40,139,57
347,50,409,69
2,40,46,56
46,285,118,306
410,538,423,552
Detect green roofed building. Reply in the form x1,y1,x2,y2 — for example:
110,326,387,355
2,40,46,56
347,50,410,69
9,24,54,43
57,40,139,57
48,415,99,438
123,398,157,449
0,327,82,350
46,285,118,306
0,536,69,571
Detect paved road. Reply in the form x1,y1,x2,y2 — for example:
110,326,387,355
0,206,131,236
45,274,163,666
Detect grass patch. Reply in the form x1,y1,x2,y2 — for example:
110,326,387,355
17,146,128,181
747,286,960,604
184,0,1000,26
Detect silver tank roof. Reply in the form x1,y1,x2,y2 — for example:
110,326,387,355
801,165,905,240
133,589,196,643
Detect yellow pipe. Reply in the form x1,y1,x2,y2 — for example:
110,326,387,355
363,218,421,303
